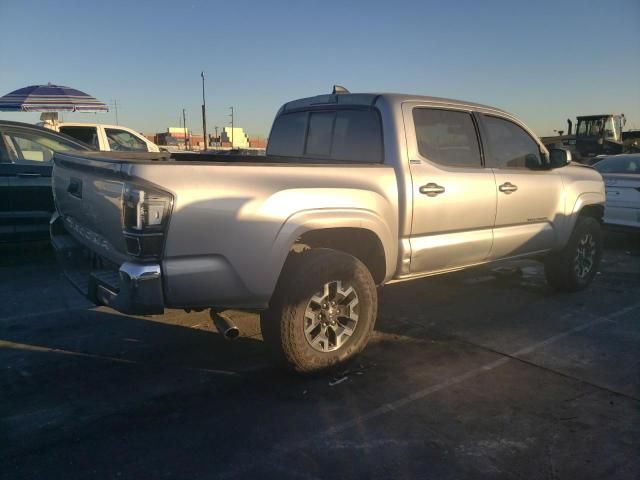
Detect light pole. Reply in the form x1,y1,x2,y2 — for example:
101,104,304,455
182,108,188,151
201,71,207,150
229,106,234,148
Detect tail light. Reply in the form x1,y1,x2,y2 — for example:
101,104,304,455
122,184,173,258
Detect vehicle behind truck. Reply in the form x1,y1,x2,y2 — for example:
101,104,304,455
43,122,160,153
51,88,606,373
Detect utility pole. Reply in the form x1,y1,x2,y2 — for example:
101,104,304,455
201,72,207,150
113,99,119,125
229,106,234,148
214,126,219,147
182,108,188,151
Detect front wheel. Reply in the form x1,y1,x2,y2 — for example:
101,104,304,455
261,248,378,373
544,216,603,292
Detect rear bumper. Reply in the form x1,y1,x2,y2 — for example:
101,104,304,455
51,213,165,315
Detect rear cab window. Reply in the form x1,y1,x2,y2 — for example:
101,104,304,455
413,108,482,168
267,108,383,163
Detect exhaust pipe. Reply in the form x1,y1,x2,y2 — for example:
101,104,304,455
210,310,240,341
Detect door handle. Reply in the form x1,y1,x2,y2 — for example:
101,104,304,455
498,182,518,194
419,183,446,197
16,172,41,178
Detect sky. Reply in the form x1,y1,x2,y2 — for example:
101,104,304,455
1,0,639,138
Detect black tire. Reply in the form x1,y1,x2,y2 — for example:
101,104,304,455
544,216,602,292
261,248,378,373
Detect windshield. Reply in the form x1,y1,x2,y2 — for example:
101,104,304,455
603,116,622,141
576,117,605,137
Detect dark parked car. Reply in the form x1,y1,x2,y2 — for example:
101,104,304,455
0,120,92,241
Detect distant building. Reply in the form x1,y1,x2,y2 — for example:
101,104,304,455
155,127,199,150
153,126,262,151
249,137,267,148
220,127,249,148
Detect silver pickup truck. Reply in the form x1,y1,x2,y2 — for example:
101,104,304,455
51,89,605,372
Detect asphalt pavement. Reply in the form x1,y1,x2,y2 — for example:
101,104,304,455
1,233,639,479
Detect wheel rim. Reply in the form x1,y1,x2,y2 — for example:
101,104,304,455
303,280,360,353
574,232,597,280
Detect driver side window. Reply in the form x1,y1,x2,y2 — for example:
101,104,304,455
105,128,148,152
483,115,541,169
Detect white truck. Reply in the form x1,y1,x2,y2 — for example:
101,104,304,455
44,122,160,153
51,88,606,373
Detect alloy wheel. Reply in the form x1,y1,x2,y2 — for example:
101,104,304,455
303,280,360,353
574,232,597,280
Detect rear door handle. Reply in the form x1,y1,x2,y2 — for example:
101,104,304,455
16,172,41,178
498,182,518,194
419,183,446,197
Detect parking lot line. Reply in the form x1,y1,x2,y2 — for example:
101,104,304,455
0,339,137,364
0,306,94,324
322,302,640,438
220,301,640,479
0,339,241,377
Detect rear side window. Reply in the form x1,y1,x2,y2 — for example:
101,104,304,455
413,108,482,168
59,126,99,148
267,112,307,157
267,109,383,163
483,115,541,169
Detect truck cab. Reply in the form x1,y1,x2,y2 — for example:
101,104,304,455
575,114,625,159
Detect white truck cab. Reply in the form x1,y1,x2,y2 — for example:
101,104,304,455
43,122,160,153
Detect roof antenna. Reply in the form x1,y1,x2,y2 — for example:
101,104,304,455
332,85,350,95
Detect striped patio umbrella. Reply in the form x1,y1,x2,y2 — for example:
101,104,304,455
0,83,108,112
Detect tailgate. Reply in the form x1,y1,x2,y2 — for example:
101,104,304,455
52,152,129,264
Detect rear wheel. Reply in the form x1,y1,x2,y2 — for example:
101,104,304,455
544,216,602,292
261,248,377,373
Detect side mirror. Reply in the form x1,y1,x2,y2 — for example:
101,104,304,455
549,148,572,168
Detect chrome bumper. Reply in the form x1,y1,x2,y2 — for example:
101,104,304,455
51,214,165,315
95,262,164,315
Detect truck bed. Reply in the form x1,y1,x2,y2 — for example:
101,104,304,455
51,150,399,309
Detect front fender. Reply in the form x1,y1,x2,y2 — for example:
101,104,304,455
556,192,605,248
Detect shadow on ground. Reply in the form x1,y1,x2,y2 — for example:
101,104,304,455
1,232,638,479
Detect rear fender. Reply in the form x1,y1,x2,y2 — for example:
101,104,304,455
267,208,397,290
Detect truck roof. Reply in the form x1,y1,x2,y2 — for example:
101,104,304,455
281,92,510,116
55,122,138,130
576,114,619,120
